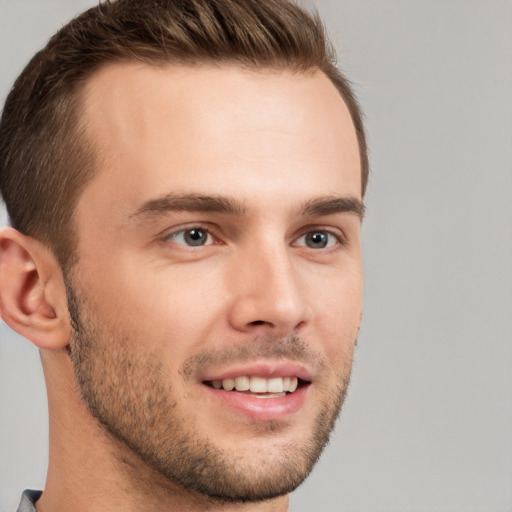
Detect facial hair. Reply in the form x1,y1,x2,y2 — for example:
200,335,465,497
65,277,354,503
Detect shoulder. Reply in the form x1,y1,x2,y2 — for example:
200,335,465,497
16,490,42,512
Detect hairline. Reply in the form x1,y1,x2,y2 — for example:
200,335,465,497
63,58,366,270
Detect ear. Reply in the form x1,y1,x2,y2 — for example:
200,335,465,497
0,227,70,349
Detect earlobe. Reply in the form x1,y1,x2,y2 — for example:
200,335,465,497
0,227,70,349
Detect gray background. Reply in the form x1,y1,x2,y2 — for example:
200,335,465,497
1,1,511,511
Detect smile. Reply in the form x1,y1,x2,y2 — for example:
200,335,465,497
206,375,301,396
200,363,313,419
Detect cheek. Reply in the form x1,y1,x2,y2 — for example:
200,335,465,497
91,262,228,355
312,273,362,355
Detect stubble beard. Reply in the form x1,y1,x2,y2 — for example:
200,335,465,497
65,279,354,504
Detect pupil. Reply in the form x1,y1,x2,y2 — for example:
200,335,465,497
185,229,207,246
307,232,328,248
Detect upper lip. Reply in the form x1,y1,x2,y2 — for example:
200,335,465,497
201,361,314,383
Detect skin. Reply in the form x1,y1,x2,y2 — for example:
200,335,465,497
0,63,363,512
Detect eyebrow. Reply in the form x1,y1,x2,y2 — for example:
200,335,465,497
301,196,365,219
131,193,247,219
130,193,365,220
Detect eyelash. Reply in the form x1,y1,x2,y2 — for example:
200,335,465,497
162,223,219,248
293,228,346,250
161,224,347,251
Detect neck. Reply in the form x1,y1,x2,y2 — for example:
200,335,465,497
37,351,289,512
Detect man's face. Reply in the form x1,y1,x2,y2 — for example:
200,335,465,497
68,63,363,502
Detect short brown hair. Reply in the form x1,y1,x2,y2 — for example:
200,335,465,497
0,0,368,268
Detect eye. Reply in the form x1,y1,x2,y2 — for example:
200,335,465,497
167,227,214,247
295,230,340,249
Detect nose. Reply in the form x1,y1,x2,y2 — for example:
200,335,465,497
227,243,311,338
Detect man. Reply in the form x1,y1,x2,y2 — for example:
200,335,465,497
0,0,368,510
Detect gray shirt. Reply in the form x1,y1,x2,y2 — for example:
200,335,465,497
16,490,41,512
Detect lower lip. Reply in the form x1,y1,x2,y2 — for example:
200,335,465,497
203,384,309,421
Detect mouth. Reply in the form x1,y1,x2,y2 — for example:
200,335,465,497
201,367,312,421
204,375,308,398
200,363,313,421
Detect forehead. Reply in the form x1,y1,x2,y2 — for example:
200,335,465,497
78,62,361,218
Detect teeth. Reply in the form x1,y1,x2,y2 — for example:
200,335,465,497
250,376,267,393
267,377,284,393
221,378,235,391
234,376,250,391
213,376,301,394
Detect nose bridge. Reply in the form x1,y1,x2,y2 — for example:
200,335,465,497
228,234,309,335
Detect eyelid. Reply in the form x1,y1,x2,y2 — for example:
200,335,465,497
157,222,348,250
160,222,221,246
292,225,348,248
